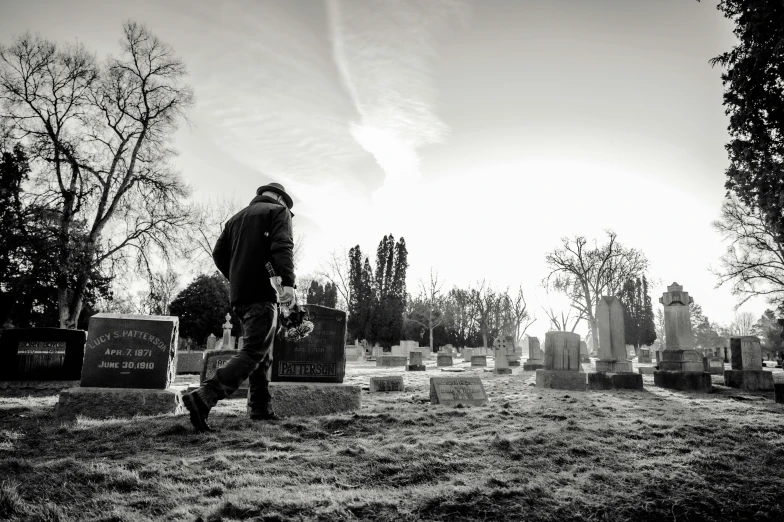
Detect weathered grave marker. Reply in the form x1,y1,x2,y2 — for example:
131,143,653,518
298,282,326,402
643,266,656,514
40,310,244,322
589,296,642,390
471,355,487,367
724,336,773,390
437,354,453,367
536,331,586,391
206,333,217,351
492,336,513,374
653,283,711,392
408,350,426,371
369,376,404,392
523,336,545,371
430,376,489,406
377,355,407,367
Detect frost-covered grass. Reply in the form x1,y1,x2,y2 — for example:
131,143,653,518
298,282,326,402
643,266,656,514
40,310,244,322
1,361,783,521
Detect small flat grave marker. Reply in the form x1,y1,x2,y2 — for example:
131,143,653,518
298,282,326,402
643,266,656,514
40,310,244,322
430,376,489,406
369,376,404,392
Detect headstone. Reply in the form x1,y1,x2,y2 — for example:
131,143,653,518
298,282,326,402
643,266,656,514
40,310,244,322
237,337,244,351
653,283,711,392
723,346,729,363
523,336,545,371
175,351,205,374
371,346,384,358
638,348,652,364
376,355,407,367
724,336,773,391
206,334,217,351
544,332,580,371
369,376,404,392
594,296,633,373
492,337,513,374
471,355,487,367
407,351,425,371
437,354,453,367
271,304,346,383
201,350,246,394
80,314,179,389
391,345,405,357
222,313,232,350
579,340,591,363
730,337,762,370
707,356,725,375
430,376,489,406
463,348,474,361
536,331,586,391
0,328,86,382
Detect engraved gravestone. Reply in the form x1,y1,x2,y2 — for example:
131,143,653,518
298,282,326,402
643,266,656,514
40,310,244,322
730,336,762,370
201,350,245,388
369,376,404,392
80,314,179,389
0,328,86,381
430,376,489,406
271,304,346,383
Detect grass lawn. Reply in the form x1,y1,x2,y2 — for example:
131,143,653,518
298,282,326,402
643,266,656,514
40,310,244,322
1,360,783,522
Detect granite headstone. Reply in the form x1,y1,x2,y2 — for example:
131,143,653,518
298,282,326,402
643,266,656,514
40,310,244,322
0,328,86,381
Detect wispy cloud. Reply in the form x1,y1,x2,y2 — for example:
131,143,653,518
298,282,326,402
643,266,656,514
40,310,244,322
326,0,469,201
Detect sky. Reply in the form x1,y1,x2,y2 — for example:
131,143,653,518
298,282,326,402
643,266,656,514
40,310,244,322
1,0,768,339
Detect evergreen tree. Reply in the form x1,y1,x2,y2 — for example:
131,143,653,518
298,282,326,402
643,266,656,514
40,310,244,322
619,276,657,352
168,273,239,345
306,280,338,308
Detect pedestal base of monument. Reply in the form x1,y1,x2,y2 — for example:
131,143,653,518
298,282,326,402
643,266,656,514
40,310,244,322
508,360,521,367
637,367,656,375
268,383,361,416
56,387,183,420
595,360,633,373
535,370,586,391
658,350,705,372
653,371,712,392
723,370,774,391
523,361,545,371
580,356,591,363
407,364,426,371
1,380,80,397
775,383,784,404
587,372,643,390
494,368,513,375
377,356,407,367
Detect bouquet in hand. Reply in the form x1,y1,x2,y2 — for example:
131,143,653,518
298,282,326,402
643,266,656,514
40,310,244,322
265,263,314,342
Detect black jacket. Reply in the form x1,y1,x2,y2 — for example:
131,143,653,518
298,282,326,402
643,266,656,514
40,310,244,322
213,195,295,306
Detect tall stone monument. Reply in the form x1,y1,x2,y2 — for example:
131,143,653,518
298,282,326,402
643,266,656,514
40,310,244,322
653,283,711,392
522,336,545,371
724,336,773,391
589,296,642,390
222,313,233,350
535,331,586,390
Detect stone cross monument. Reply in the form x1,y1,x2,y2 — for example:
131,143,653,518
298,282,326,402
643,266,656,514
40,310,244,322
654,283,711,392
222,313,233,350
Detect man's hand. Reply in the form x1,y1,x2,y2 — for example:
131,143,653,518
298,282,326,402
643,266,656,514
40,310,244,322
279,286,296,305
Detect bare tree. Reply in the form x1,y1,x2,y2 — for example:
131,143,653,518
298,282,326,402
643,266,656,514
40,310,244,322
544,230,649,354
407,268,445,353
468,280,500,348
315,248,352,312
712,195,784,308
655,306,666,348
731,311,757,337
0,23,193,327
506,284,536,344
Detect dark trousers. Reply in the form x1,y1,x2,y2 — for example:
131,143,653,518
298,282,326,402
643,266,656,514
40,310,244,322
197,302,278,413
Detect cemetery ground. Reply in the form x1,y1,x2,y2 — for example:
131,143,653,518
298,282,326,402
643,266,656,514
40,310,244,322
1,360,784,522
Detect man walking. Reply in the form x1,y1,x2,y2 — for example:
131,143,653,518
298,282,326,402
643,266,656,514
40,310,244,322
182,182,296,432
